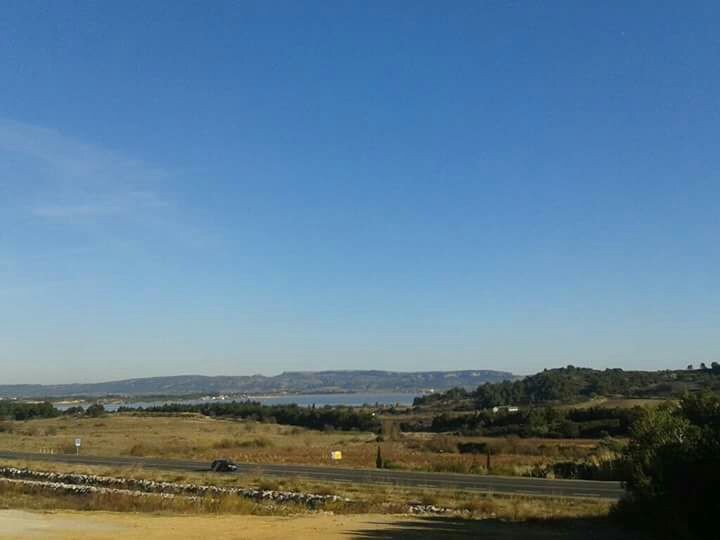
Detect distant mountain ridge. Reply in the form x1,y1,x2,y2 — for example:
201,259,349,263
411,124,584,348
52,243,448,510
0,370,515,399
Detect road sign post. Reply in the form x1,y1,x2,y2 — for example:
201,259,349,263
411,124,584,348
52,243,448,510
75,438,81,456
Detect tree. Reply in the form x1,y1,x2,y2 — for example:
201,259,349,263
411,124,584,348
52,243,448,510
375,446,384,469
558,419,581,438
700,362,708,371
0,401,59,420
687,364,694,370
63,406,84,416
616,394,720,538
85,403,105,417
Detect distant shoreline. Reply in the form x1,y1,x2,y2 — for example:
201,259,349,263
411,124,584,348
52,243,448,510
47,390,427,405
0,370,513,401
45,391,422,411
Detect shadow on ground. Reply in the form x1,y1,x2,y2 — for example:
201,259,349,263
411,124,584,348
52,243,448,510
349,516,639,540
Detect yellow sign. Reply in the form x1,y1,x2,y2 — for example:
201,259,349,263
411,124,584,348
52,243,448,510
330,451,342,460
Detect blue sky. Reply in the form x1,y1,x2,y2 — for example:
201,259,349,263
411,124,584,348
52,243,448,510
1,1,718,383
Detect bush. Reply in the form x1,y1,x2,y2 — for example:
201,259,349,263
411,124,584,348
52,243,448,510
85,403,105,417
423,405,644,438
457,442,488,454
422,437,458,453
419,492,439,505
462,497,498,516
237,437,273,448
128,443,150,456
0,400,60,420
550,459,622,481
614,393,720,539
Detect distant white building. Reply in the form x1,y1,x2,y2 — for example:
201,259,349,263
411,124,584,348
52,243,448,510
492,405,519,413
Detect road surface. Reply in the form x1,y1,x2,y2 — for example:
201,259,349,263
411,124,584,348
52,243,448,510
0,450,623,500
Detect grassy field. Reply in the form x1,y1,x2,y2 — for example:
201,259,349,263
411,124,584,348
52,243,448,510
0,413,610,476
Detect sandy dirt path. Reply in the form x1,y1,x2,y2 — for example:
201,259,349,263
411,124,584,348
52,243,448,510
0,509,633,539
0,510,414,540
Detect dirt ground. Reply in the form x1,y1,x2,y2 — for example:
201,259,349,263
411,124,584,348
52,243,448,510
0,510,634,540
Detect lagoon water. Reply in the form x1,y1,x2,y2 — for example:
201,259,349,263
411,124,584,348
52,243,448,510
257,392,418,407
57,392,419,412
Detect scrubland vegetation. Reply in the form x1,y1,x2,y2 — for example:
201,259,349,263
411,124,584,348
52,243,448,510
2,365,719,538
612,392,720,539
0,458,615,522
0,412,618,478
415,365,720,409
403,405,644,439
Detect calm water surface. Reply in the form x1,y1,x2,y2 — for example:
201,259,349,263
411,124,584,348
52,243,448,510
56,392,419,411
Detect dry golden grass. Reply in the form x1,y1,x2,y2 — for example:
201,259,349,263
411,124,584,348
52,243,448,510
0,414,374,464
0,413,606,476
0,414,626,538
0,481,273,515
0,455,616,521
558,397,667,410
0,468,614,522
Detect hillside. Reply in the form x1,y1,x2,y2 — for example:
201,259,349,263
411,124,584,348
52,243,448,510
415,365,720,408
0,370,514,399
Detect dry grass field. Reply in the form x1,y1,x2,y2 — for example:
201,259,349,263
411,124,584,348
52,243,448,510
0,458,616,520
0,414,630,538
557,397,667,410
0,413,608,476
0,465,625,538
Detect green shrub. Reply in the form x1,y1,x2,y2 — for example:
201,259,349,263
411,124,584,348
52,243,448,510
614,393,720,539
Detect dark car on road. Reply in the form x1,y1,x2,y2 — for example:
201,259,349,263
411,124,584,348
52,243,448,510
210,459,239,472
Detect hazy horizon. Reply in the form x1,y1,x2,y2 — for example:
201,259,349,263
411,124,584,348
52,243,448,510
2,2,719,384
1,367,519,388
0,361,707,388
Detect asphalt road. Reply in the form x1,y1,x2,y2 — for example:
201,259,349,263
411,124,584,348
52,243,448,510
0,450,623,500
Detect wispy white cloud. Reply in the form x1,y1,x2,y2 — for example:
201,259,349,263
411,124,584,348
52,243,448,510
0,118,220,272
0,118,167,185
0,118,171,220
31,202,124,219
0,120,218,306
30,190,170,220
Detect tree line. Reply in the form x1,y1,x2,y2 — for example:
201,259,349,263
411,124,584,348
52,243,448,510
0,398,377,432
0,400,59,421
415,365,720,408
403,406,643,439
121,401,380,432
